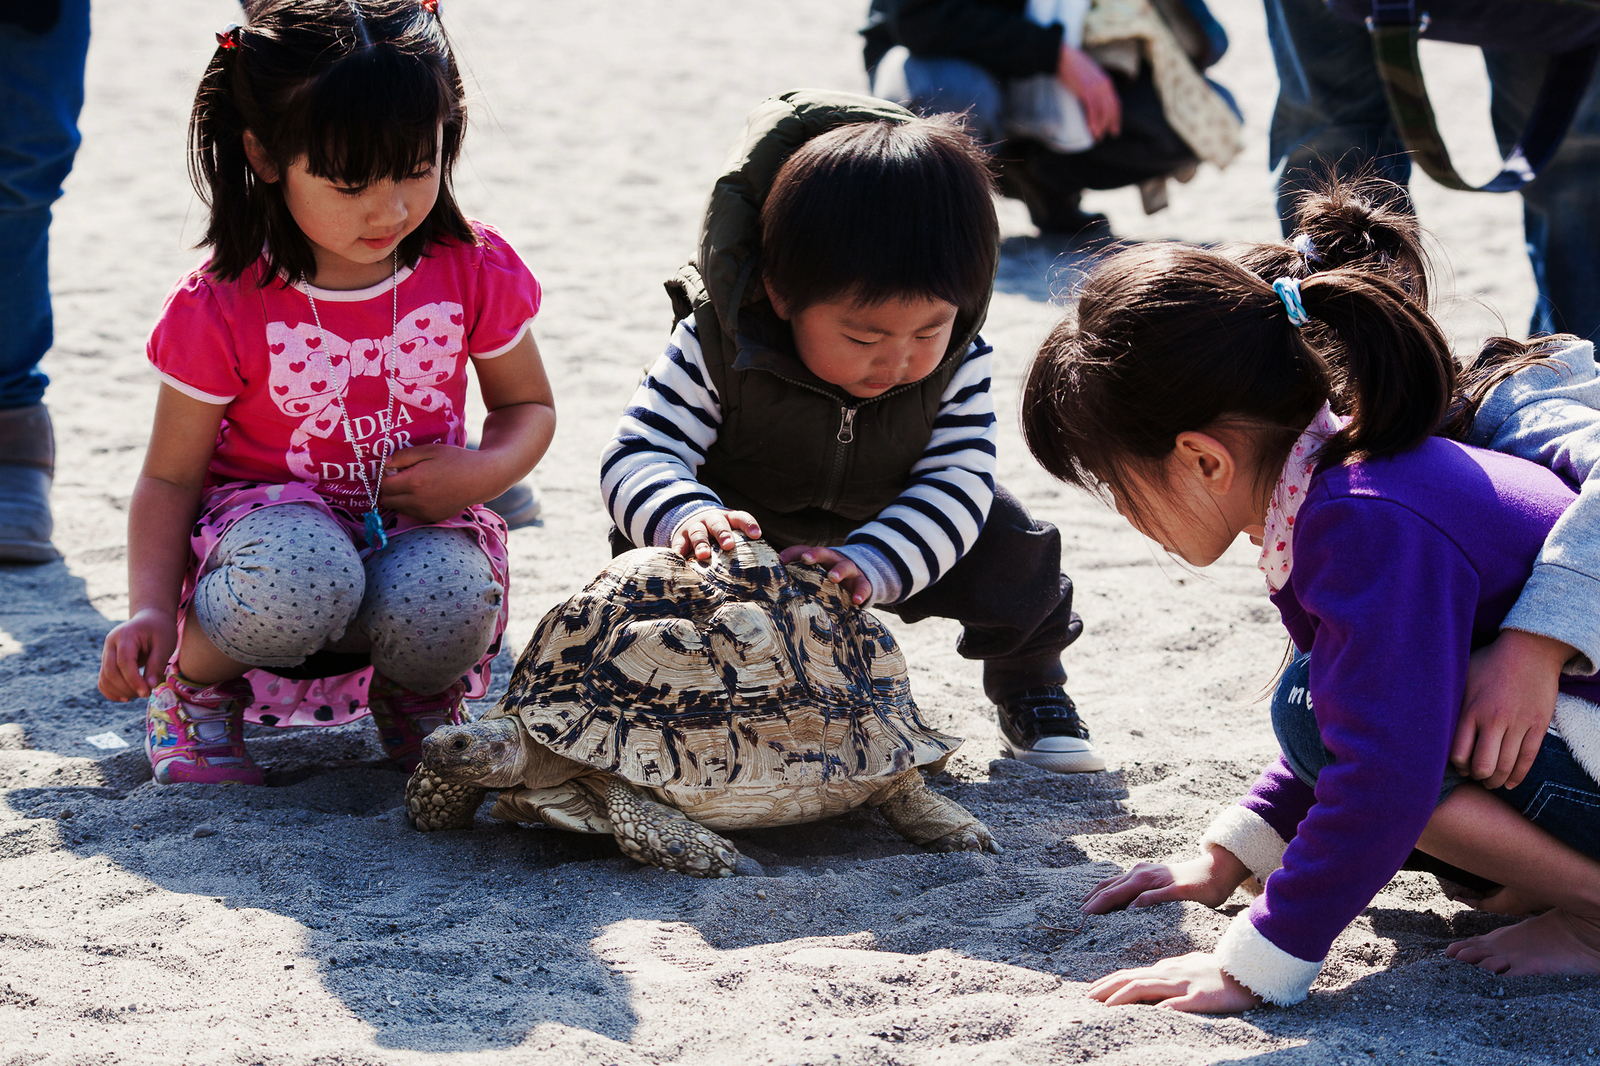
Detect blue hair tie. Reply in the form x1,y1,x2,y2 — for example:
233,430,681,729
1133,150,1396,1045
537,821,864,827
1273,277,1310,328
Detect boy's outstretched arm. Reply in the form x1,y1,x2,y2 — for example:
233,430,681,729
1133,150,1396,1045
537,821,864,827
600,321,728,551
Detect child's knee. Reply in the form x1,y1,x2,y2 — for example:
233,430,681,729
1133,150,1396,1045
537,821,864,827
192,503,366,667
359,527,503,695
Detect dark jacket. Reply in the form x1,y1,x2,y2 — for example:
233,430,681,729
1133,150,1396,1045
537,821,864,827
663,89,998,549
863,0,1229,77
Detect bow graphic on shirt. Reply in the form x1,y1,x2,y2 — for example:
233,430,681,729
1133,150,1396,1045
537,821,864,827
264,300,466,483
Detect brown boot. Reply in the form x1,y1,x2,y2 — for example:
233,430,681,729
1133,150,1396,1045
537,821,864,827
0,404,56,564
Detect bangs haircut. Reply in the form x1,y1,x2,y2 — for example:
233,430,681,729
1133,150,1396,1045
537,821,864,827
190,0,475,285
760,116,997,319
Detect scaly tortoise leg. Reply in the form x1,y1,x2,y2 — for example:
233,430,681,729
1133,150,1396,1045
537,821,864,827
406,766,489,831
872,769,1001,854
601,777,764,878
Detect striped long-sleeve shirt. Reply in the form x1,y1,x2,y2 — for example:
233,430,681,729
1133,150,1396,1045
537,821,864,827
600,319,998,605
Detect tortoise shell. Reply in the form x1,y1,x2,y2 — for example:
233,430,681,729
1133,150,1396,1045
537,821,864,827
486,538,960,827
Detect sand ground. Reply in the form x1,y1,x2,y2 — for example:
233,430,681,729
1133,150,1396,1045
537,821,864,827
2,1,1596,1063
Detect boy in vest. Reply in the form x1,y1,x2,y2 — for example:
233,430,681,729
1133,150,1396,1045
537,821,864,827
601,90,1099,773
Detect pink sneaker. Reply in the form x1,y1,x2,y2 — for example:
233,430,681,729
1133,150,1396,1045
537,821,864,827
145,669,264,786
368,677,468,772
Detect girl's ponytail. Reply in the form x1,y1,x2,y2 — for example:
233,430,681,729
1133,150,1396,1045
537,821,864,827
1295,268,1456,465
1023,240,1458,519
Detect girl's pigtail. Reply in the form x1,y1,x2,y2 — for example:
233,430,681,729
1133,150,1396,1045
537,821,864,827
189,31,268,282
1295,269,1456,464
1289,178,1431,304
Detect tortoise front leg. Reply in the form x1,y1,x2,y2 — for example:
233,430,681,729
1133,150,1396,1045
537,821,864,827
600,777,763,878
406,766,489,831
872,769,1001,854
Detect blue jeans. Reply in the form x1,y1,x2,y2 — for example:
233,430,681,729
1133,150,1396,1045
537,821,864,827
1273,651,1600,863
1263,0,1600,341
0,1,90,411
869,50,1007,148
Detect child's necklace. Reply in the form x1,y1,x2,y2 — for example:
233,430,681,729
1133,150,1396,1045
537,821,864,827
300,252,400,550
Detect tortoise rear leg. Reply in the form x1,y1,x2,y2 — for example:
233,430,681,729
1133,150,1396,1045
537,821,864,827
406,766,489,831
601,777,764,878
873,769,1001,854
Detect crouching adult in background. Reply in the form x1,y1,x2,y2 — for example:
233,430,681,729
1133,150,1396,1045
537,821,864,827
862,0,1242,236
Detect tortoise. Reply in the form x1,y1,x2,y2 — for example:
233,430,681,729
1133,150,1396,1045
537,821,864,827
405,537,998,876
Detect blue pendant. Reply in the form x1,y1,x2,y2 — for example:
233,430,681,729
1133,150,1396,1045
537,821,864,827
363,510,388,551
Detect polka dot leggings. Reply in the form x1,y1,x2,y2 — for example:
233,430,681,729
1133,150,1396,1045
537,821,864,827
193,503,503,695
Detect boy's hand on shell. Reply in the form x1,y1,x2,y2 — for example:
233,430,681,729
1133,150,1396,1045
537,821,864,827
379,444,491,524
99,608,178,702
1087,953,1262,1013
1454,630,1568,789
777,545,872,606
671,510,761,562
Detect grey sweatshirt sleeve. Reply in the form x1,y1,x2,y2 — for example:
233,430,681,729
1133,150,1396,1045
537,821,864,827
1468,339,1600,674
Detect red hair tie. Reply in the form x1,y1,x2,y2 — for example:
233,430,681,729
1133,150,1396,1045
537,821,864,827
216,22,242,50
420,0,438,11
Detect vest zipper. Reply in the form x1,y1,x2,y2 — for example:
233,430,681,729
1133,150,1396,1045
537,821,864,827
818,405,858,512
759,362,951,517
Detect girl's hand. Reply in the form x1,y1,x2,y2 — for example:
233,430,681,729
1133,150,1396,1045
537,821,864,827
777,545,872,606
1057,44,1122,141
1454,629,1572,789
671,510,762,560
99,607,178,701
1081,845,1250,913
379,443,496,523
1087,952,1263,1013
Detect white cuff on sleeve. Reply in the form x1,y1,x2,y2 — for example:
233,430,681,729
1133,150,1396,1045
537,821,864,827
1214,911,1323,1006
1199,804,1288,883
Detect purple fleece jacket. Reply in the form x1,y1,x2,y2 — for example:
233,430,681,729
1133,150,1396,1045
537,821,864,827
1248,436,1600,965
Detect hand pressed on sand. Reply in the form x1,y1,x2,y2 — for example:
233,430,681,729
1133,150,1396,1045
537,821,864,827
1087,953,1262,1013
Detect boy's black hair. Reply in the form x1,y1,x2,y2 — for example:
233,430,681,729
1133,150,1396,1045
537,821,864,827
759,115,997,320
189,0,475,285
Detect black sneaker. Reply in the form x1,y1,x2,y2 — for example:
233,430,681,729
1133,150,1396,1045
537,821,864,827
995,687,1105,774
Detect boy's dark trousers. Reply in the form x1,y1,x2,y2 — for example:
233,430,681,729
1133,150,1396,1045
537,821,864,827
608,484,1082,704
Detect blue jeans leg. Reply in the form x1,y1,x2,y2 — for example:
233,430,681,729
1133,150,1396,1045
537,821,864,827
1262,0,1413,234
871,50,1007,149
0,0,90,411
1482,50,1600,341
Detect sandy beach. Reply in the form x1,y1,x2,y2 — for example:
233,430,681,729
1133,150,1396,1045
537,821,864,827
2,1,1595,1062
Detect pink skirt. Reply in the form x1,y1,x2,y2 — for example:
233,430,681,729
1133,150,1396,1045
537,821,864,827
176,481,511,728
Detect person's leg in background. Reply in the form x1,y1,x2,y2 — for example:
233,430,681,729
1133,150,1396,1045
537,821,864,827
0,0,90,562
1483,50,1600,341
1263,0,1412,233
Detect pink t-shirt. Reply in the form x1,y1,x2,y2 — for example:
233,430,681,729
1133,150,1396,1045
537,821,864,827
148,222,540,510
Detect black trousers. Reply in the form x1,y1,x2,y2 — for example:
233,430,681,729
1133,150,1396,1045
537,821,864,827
609,484,1082,701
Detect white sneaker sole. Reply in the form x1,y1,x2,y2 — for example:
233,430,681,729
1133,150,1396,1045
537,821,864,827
1001,741,1107,774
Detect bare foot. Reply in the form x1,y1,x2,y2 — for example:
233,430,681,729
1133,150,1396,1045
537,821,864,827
1446,909,1600,976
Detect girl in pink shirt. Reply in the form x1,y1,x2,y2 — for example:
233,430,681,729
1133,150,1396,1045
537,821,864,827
96,0,556,785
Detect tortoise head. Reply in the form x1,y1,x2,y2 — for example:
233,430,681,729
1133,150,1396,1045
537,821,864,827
418,717,527,787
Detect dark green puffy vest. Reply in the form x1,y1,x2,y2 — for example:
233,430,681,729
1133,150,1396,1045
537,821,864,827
664,90,997,550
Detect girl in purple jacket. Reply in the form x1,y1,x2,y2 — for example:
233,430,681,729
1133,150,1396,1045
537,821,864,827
1021,213,1600,1010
